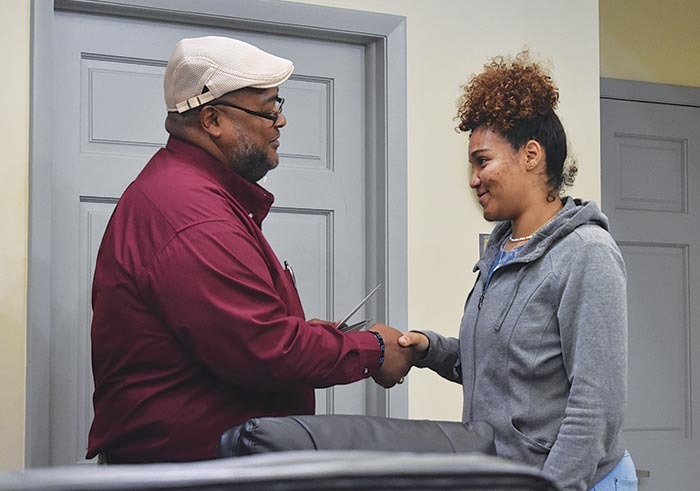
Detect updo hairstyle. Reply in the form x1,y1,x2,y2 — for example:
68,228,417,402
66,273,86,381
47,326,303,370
456,50,577,194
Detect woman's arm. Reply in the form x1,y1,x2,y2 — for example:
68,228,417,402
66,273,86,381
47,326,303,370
543,234,628,491
400,330,463,384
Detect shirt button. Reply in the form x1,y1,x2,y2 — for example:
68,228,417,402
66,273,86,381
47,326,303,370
363,367,369,375
248,212,254,218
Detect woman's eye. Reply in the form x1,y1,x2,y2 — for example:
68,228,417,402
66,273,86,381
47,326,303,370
470,157,487,168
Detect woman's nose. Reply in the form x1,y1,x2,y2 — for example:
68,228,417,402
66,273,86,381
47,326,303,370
469,168,480,188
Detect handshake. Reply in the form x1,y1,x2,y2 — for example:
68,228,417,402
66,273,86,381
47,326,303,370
368,323,430,389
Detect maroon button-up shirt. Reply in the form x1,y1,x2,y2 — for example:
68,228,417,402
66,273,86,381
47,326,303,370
87,137,382,463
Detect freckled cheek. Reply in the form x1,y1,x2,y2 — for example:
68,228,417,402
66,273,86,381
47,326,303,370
480,170,501,189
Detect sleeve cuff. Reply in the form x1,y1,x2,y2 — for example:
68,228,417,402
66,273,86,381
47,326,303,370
412,330,441,368
346,330,384,378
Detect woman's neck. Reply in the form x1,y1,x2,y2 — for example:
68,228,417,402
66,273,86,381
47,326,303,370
509,198,564,241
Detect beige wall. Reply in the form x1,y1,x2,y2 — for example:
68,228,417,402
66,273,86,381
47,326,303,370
600,0,700,87
0,0,29,471
286,0,601,421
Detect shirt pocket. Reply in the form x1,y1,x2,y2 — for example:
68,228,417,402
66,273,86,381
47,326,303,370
507,417,554,455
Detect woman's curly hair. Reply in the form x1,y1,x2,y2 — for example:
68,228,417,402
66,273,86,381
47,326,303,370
457,50,577,193
457,50,558,132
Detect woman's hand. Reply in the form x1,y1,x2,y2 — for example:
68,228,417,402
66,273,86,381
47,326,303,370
398,331,430,355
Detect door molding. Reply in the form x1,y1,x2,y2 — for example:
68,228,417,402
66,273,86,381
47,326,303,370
601,77,700,107
28,0,407,467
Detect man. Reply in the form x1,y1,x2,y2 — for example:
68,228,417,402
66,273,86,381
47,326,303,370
87,36,412,464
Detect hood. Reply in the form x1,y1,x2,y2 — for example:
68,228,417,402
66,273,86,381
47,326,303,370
474,197,610,273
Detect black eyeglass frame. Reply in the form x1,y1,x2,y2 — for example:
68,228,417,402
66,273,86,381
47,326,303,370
208,96,285,124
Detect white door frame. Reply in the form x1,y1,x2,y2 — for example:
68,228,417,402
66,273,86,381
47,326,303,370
27,0,408,467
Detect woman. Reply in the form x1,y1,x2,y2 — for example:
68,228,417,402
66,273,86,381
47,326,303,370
399,52,637,491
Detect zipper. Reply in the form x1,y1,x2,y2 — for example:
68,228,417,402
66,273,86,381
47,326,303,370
470,280,485,420
478,260,501,311
470,258,518,417
477,256,521,311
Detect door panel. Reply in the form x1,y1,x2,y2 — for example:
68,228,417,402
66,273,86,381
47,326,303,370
621,243,689,441
601,98,700,490
76,198,118,465
52,11,367,465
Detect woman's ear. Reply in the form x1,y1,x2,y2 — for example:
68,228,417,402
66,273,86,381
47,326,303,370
524,139,545,171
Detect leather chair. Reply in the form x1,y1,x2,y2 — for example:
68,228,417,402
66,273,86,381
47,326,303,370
0,451,560,490
0,417,561,490
217,414,496,458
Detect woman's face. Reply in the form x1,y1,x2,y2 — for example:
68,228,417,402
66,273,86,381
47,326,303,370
468,127,530,222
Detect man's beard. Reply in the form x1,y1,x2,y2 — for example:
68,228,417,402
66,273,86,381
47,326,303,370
227,141,278,183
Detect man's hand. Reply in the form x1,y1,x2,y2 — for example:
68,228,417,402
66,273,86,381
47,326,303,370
369,323,420,388
307,318,337,329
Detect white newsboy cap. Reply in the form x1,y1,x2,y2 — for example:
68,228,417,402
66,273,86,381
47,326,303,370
164,36,294,113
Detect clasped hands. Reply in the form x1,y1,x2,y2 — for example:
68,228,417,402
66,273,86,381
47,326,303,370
368,323,429,388
307,319,429,388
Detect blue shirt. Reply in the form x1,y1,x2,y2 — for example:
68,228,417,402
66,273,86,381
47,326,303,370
485,244,522,290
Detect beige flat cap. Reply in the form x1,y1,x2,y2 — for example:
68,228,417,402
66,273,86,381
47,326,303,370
164,36,294,113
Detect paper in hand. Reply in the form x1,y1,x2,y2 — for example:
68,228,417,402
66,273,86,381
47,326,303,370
336,284,382,331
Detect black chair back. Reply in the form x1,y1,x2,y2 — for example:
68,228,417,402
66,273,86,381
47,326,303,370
217,415,496,458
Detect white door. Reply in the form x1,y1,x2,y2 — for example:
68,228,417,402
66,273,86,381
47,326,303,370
50,10,370,465
601,96,700,489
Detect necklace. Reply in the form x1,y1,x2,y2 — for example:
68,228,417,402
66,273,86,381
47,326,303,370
508,232,535,243
508,213,558,243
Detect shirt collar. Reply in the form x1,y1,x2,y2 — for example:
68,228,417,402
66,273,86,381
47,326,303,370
165,136,275,226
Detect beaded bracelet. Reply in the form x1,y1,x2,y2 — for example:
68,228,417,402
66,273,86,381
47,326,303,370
370,331,385,367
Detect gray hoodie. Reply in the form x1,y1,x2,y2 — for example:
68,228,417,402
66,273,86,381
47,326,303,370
417,197,627,491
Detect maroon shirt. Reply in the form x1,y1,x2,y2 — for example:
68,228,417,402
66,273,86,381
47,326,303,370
87,137,381,463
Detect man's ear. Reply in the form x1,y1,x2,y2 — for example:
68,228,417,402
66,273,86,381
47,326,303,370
524,139,545,171
199,106,224,138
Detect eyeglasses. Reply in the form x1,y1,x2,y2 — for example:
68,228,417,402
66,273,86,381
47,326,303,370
209,96,285,125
